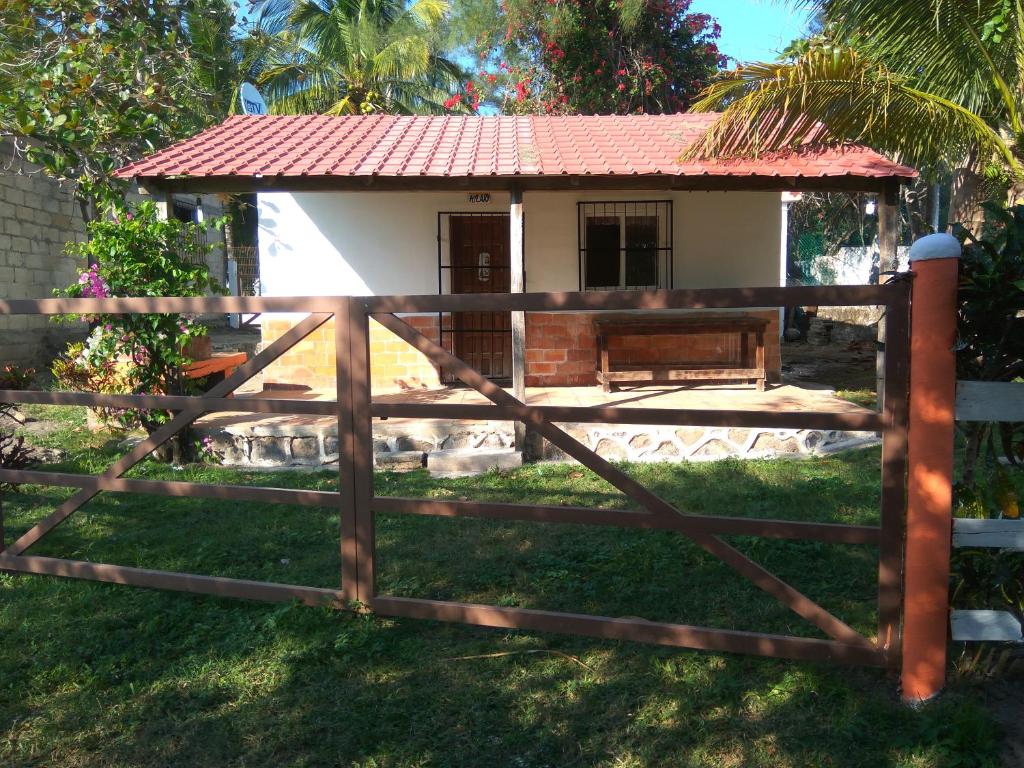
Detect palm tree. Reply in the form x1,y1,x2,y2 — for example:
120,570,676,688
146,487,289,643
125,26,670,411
687,1,1023,229
249,0,464,115
182,5,240,122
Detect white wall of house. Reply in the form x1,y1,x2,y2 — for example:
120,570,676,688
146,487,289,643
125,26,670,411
258,191,509,297
523,190,782,292
812,244,911,285
256,189,783,298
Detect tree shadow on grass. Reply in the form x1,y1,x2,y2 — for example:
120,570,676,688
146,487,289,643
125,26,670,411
372,451,883,637
0,451,1003,766
0,583,1002,768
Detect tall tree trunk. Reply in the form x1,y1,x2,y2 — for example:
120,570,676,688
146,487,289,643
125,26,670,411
76,192,99,264
1007,179,1024,207
221,194,236,266
949,166,988,236
877,193,899,273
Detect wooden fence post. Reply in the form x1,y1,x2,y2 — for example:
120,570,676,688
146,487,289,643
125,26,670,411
902,232,961,703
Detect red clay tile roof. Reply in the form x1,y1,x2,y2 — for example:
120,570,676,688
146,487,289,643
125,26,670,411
114,114,916,181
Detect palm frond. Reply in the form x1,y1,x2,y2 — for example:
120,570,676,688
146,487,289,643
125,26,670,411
404,0,449,28
688,46,1020,177
250,0,462,115
796,0,1020,124
616,0,644,31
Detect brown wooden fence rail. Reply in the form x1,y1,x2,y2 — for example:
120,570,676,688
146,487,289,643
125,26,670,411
0,283,911,668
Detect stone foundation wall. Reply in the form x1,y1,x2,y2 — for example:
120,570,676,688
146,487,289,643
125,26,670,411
261,314,443,393
540,424,875,463
199,416,878,470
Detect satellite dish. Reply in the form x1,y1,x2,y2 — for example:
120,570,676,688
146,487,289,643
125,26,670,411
239,82,268,116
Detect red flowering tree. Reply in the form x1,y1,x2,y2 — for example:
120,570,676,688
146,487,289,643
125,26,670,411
449,0,724,114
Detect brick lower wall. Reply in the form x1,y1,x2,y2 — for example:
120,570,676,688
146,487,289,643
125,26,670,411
524,311,782,387
261,314,442,393
524,312,599,387
262,310,782,392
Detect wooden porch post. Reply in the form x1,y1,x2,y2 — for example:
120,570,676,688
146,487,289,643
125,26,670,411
878,182,901,274
219,193,241,329
902,232,960,703
877,181,900,409
510,185,527,453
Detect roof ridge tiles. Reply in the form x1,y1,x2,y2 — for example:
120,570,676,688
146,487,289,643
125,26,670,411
113,113,918,182
294,115,359,175
195,115,287,176
419,114,451,175
241,115,326,176
346,115,396,174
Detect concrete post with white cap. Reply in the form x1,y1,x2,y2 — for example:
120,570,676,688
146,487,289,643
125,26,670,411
901,232,961,703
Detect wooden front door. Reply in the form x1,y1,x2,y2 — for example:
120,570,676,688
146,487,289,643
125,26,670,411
448,215,512,379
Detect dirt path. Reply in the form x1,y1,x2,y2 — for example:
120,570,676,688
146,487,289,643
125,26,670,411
782,339,877,393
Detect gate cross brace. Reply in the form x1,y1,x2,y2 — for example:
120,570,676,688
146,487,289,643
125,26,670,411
372,311,873,649
5,312,333,556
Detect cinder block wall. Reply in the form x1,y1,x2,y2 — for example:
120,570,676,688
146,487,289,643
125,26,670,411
0,140,87,368
261,314,442,393
0,143,229,371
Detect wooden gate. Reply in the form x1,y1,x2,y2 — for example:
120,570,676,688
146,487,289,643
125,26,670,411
0,282,910,667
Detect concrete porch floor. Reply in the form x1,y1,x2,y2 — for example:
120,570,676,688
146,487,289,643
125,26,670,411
194,383,879,469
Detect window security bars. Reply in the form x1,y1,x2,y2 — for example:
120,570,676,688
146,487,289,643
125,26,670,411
577,201,673,291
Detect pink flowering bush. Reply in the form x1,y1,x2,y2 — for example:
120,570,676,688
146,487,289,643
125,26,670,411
53,201,224,450
192,434,220,463
50,339,141,431
77,263,110,298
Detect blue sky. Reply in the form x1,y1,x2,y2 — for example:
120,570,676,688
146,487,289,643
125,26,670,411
691,0,812,63
239,1,812,65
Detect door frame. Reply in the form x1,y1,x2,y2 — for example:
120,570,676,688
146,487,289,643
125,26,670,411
438,211,514,381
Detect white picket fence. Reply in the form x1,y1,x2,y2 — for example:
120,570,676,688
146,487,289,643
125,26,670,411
951,380,1024,643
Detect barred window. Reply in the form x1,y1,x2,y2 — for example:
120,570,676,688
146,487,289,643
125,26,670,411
578,201,672,290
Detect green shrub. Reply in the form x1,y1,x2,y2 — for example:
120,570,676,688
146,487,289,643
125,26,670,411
950,202,1024,645
0,363,36,488
53,201,224,453
953,201,1024,491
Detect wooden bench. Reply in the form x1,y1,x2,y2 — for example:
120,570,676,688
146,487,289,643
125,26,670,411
595,316,769,392
182,352,248,388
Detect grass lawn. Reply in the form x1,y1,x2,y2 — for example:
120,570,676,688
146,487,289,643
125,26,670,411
0,406,1005,767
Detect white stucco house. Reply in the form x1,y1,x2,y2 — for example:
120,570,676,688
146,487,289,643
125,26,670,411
115,114,915,393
